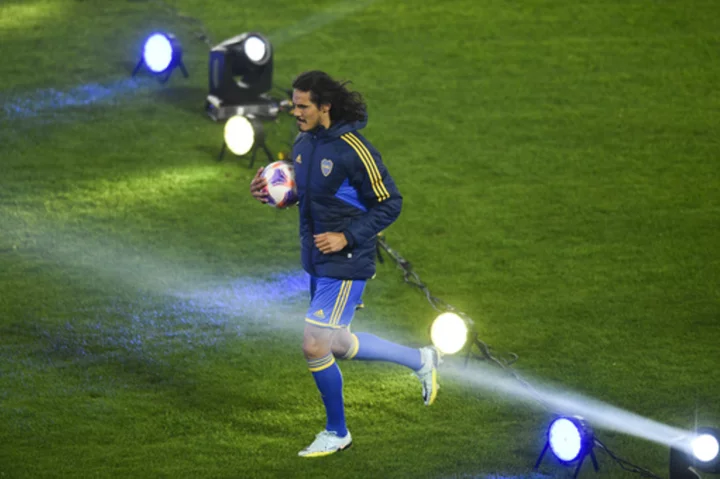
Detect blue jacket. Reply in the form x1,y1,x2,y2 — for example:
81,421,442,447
292,117,402,279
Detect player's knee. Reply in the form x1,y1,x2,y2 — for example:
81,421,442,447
302,335,331,359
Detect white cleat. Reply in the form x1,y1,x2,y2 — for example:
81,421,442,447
415,346,442,406
298,430,353,458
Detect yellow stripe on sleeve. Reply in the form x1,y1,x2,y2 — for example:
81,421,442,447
344,133,390,201
341,133,390,202
341,134,382,200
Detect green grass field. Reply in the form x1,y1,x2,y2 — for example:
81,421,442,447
1,0,719,477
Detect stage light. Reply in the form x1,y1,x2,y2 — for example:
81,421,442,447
692,432,719,464
206,32,277,121
219,115,273,167
549,417,590,463
430,312,469,355
132,33,188,83
671,427,720,478
535,416,599,478
244,35,268,63
144,33,174,73
224,115,262,156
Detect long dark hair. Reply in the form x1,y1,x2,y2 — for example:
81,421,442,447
292,70,367,123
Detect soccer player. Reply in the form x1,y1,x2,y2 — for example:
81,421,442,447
249,70,441,458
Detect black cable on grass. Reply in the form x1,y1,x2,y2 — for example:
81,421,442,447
377,234,548,411
377,234,665,479
594,438,665,479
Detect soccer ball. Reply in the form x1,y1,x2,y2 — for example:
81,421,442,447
262,161,298,208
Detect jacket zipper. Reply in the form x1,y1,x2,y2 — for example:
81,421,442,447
303,135,318,275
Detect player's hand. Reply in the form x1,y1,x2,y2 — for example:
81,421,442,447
250,167,269,203
314,232,348,254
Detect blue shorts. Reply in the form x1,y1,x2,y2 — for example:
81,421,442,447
305,276,366,329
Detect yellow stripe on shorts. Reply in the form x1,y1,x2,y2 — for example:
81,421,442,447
330,280,352,326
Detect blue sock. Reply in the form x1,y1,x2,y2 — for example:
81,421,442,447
308,354,347,437
348,332,423,371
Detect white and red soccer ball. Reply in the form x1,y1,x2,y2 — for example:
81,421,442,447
262,161,298,208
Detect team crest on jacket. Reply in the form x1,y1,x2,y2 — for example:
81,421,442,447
321,159,333,177
295,154,302,164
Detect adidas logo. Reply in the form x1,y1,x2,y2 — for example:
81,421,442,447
313,309,325,319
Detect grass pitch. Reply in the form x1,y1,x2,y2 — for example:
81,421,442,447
1,0,719,477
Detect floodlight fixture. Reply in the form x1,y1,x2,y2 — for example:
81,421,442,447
671,427,720,479
430,310,509,368
206,32,277,121
218,114,273,167
692,432,720,464
535,416,599,479
132,33,188,83
243,35,269,63
431,312,469,355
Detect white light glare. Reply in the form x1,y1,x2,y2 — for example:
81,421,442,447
244,36,267,63
143,33,173,73
430,312,468,355
692,433,720,463
224,115,255,156
549,418,583,462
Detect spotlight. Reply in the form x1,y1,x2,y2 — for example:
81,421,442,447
206,32,280,121
670,427,720,479
693,432,720,464
224,115,259,156
430,311,504,368
218,115,273,167
132,33,188,83
549,417,593,463
535,416,599,478
431,312,469,355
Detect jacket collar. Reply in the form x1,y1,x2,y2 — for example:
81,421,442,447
310,115,368,139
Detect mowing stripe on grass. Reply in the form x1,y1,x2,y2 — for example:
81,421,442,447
267,0,376,45
0,205,308,328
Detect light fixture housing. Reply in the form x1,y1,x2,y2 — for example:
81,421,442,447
219,114,273,167
548,416,595,464
692,431,720,464
430,312,469,355
535,416,599,478
224,115,264,156
132,32,188,83
208,32,273,107
670,427,720,479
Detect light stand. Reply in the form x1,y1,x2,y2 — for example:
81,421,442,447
132,57,188,84
534,417,599,479
219,114,275,168
132,33,188,84
206,94,280,122
217,139,274,168
534,440,599,478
